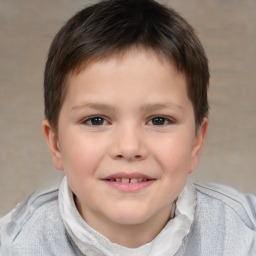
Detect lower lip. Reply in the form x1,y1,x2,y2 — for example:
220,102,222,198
102,180,155,192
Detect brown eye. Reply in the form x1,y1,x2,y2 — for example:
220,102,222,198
151,117,166,125
84,116,106,125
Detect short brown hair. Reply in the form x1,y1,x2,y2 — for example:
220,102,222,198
44,0,209,130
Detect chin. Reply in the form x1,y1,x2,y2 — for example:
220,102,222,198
108,208,153,226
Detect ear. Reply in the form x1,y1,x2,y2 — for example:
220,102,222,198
42,120,64,170
189,118,208,174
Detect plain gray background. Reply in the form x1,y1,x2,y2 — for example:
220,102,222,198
0,0,256,217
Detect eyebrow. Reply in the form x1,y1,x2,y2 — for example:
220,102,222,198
71,102,116,112
71,102,185,113
140,103,186,113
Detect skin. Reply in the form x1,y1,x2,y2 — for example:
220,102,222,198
43,48,208,248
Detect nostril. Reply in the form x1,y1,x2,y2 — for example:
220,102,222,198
114,154,143,160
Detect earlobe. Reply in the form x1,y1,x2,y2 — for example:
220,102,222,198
42,120,64,170
189,118,208,173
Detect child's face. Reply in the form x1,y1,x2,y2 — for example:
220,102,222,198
43,48,207,240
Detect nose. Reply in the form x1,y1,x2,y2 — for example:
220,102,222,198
109,124,148,161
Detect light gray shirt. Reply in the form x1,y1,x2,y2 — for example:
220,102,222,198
0,176,255,255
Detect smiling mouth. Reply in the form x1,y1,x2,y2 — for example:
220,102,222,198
102,173,155,192
106,178,151,183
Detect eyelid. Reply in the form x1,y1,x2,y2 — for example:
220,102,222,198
146,115,175,125
81,115,111,125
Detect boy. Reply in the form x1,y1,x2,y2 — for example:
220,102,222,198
0,0,255,255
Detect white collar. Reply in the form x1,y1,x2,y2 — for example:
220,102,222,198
59,176,196,256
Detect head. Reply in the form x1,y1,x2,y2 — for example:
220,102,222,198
44,0,209,132
43,0,209,247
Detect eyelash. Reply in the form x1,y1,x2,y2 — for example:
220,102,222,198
82,116,109,126
82,115,174,126
147,116,174,126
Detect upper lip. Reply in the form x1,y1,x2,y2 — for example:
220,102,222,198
102,172,155,180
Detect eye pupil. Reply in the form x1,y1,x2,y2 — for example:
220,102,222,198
152,117,165,125
91,117,104,125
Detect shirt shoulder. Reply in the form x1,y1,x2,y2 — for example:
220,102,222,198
176,182,256,255
0,175,76,255
0,175,62,229
194,182,256,231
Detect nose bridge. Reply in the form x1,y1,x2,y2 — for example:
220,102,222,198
111,122,147,160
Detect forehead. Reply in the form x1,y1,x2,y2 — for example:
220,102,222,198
66,47,188,94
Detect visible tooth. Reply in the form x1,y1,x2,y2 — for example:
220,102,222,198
121,178,129,183
130,178,139,183
110,178,115,182
142,178,147,181
138,178,143,182
115,178,121,182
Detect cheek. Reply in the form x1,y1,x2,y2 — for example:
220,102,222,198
151,133,194,173
153,135,194,203
60,134,106,177
60,136,107,201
